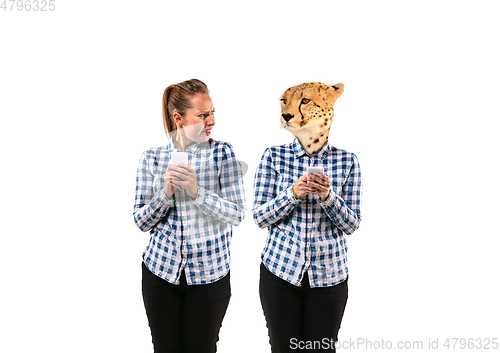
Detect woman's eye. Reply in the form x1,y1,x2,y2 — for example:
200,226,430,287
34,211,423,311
199,111,215,119
302,98,311,104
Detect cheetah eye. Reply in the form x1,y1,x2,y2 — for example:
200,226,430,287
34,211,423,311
280,99,286,105
301,98,311,104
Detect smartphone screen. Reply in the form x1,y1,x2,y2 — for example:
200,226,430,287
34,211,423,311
307,166,324,175
171,152,188,165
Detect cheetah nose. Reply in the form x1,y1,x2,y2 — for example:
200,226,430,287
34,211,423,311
282,113,294,122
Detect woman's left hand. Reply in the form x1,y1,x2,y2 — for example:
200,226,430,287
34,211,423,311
168,164,199,199
308,174,331,201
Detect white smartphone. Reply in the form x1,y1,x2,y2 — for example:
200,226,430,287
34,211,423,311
170,152,188,165
307,166,324,176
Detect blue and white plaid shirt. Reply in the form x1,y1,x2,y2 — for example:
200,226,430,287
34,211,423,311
253,138,362,288
133,137,246,285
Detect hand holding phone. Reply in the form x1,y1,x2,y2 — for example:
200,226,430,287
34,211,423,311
306,167,330,200
293,167,324,199
165,152,189,194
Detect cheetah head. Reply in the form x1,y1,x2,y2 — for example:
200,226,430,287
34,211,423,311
280,82,344,155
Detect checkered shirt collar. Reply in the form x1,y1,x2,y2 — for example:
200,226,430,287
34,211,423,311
292,137,333,160
167,130,211,154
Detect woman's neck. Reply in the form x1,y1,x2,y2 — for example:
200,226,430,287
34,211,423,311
173,131,195,152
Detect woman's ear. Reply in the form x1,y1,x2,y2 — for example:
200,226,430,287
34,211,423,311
172,111,183,127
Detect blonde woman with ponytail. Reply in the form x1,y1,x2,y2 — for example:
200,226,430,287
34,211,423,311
133,79,246,353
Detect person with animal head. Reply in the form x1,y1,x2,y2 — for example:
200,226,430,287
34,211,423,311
134,78,246,353
280,82,344,156
280,82,345,201
253,82,363,353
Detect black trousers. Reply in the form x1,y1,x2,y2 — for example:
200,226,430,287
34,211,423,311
259,263,348,353
141,262,231,353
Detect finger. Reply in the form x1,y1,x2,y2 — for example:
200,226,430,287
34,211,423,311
170,180,185,190
312,182,329,191
299,174,309,182
171,166,194,179
169,169,190,180
312,174,329,187
318,174,330,184
166,181,175,193
295,185,306,194
309,179,326,189
306,175,317,185
166,173,182,182
177,163,194,171
308,186,320,193
312,174,323,182
171,179,192,187
299,179,309,186
300,183,310,191
164,172,175,182
308,180,327,191
175,164,195,175
172,185,183,192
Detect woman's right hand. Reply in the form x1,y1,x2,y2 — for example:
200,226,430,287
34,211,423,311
163,167,176,198
292,174,311,199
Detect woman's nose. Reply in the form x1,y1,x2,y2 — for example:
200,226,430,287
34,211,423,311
206,114,215,126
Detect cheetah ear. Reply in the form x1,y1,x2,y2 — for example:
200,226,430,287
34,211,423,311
332,83,344,92
332,83,344,99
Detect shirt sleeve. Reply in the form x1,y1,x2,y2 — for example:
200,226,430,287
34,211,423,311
133,151,174,232
319,153,363,235
252,148,300,229
192,142,246,226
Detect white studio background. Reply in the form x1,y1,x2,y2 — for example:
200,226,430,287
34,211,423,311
1,1,499,352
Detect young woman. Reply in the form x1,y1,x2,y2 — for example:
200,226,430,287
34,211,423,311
253,83,363,353
133,79,246,353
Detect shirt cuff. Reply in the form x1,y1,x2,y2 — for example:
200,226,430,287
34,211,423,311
286,185,301,204
192,186,207,207
156,188,175,208
319,189,337,207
